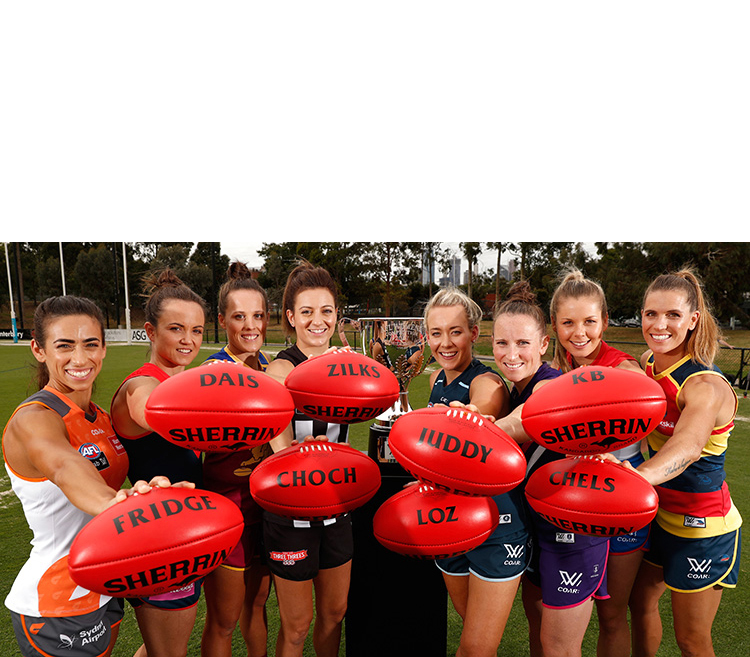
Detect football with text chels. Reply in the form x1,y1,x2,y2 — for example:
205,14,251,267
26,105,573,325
525,456,658,537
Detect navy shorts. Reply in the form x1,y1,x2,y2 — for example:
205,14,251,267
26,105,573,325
263,514,353,582
609,522,651,555
436,526,530,582
11,597,123,657
525,531,610,609
643,523,741,592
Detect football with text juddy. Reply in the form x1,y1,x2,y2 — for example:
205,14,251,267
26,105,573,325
525,456,658,537
249,442,381,520
68,487,244,597
373,483,500,559
520,367,666,455
388,406,526,496
284,350,399,424
144,361,295,452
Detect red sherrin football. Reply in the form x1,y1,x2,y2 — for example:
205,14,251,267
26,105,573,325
284,350,400,424
373,483,500,559
68,487,244,597
388,406,526,496
521,367,666,455
144,361,295,452
249,442,382,520
524,456,659,537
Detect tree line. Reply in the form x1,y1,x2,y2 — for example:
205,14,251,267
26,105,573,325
2,242,749,330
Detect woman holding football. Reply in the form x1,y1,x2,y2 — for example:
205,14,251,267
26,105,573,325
623,269,741,657
3,295,182,657
423,286,525,657
549,268,649,657
200,261,273,657
110,269,207,657
263,260,351,657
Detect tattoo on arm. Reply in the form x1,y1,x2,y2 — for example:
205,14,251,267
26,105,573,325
663,458,691,478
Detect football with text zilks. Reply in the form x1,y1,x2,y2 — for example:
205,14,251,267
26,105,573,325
373,483,500,559
284,350,400,424
520,367,666,455
248,442,382,520
388,406,526,496
525,456,658,537
68,487,244,597
144,361,295,452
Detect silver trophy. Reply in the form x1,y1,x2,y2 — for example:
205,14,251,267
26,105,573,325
338,317,430,465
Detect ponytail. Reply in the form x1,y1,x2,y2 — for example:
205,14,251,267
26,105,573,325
643,268,719,366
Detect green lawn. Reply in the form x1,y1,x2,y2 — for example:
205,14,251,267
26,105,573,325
1,340,749,656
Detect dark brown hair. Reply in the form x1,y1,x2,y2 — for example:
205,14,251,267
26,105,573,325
218,261,268,316
142,269,207,327
281,260,338,337
33,296,105,390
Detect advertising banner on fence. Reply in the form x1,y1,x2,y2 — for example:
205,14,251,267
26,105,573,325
104,328,150,343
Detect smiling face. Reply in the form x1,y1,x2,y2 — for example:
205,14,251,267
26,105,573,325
552,295,607,366
641,289,699,364
426,304,478,377
31,314,106,405
493,313,549,392
288,287,337,353
146,299,205,373
220,289,268,362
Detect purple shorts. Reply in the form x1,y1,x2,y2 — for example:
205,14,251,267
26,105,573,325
525,532,610,609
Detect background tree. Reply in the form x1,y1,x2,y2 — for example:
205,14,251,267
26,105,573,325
459,242,482,298
486,241,517,309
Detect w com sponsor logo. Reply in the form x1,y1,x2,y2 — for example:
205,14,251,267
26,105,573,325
687,557,712,580
504,543,524,566
558,570,583,594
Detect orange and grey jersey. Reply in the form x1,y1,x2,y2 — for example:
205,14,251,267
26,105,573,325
3,388,128,617
645,353,742,538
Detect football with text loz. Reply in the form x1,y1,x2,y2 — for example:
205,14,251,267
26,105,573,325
388,406,526,496
521,367,667,455
249,441,381,520
284,350,400,424
68,487,244,597
525,456,659,537
373,483,500,559
144,361,295,452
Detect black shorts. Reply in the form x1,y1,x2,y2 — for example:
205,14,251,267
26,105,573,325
263,515,354,582
11,597,123,657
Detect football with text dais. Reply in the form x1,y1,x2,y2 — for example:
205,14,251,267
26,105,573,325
144,361,295,452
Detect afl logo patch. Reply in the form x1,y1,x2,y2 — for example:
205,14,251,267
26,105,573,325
79,443,110,471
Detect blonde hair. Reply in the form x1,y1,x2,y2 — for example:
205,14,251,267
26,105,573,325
550,268,607,372
424,286,483,331
643,267,719,366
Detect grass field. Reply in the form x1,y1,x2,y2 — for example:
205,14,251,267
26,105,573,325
1,330,749,656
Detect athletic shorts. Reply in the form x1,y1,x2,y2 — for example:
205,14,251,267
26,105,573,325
609,522,651,555
525,533,610,609
128,579,203,611
222,521,265,570
11,597,123,657
435,527,530,582
263,515,353,582
643,522,741,592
